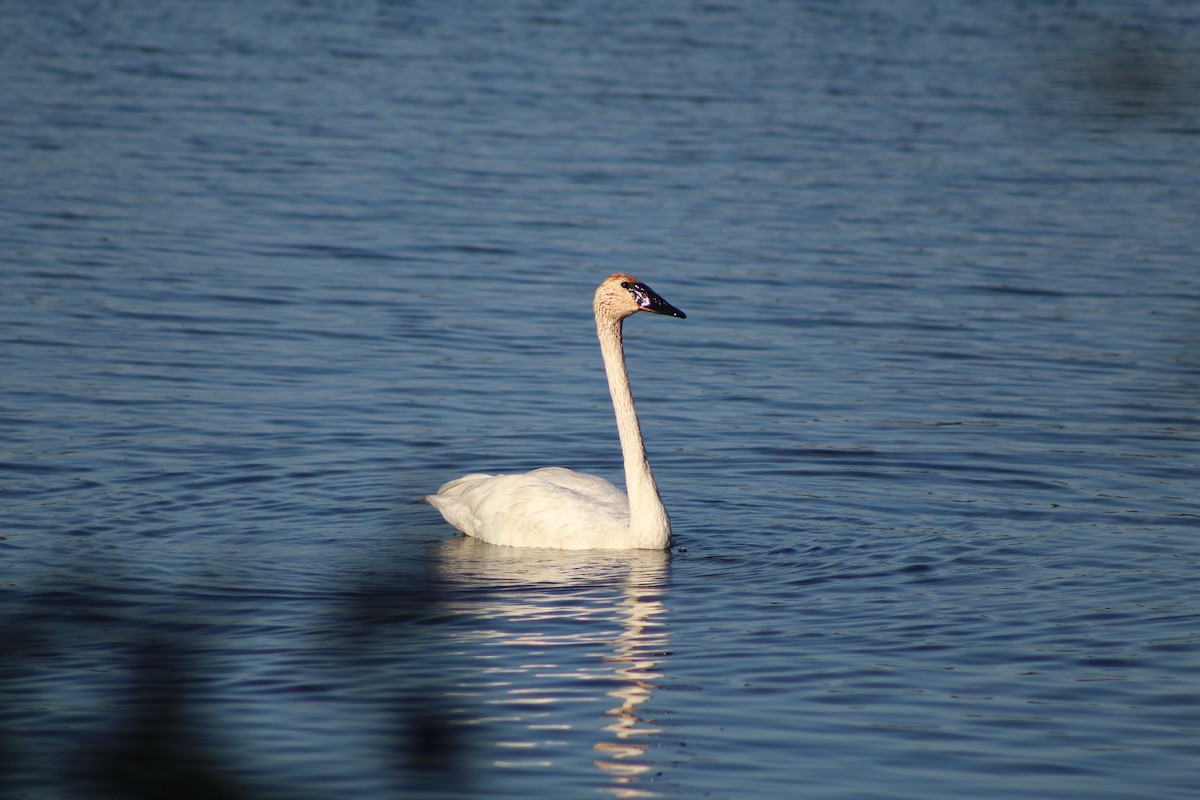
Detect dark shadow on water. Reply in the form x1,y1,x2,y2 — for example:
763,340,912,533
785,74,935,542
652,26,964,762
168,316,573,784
1040,13,1200,128
326,555,473,789
0,548,474,800
0,536,671,799
78,638,249,800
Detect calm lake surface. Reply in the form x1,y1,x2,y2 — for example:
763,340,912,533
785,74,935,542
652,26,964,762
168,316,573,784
3,1,1199,798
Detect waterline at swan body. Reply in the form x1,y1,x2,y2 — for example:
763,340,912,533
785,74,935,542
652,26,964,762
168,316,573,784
426,274,685,550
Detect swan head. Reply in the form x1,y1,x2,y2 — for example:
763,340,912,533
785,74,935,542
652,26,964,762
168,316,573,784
595,273,687,321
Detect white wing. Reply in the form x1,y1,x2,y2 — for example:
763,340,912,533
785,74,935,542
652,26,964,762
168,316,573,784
526,467,627,506
426,468,630,549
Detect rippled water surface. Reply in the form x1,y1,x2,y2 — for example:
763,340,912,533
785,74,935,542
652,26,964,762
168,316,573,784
3,2,1199,798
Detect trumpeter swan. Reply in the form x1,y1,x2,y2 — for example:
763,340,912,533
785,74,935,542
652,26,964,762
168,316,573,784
426,274,686,550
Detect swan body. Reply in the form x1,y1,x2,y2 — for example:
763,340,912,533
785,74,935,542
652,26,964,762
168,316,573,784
426,274,685,550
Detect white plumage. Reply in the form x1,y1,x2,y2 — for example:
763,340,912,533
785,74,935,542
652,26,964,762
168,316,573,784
426,274,686,550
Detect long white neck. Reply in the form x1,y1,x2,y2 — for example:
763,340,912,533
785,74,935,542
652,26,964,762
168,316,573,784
596,314,671,548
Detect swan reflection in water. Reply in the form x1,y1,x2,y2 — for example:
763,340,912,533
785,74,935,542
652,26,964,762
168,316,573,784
431,537,670,798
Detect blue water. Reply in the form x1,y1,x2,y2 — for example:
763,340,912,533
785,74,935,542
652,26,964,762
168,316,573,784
3,2,1199,798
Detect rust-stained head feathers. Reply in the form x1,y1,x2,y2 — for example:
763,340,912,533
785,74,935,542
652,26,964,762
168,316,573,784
593,274,686,321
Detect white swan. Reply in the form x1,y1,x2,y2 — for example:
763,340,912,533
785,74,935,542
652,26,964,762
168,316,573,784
426,274,686,550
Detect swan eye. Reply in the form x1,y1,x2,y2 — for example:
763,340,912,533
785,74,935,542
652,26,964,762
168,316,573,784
621,281,649,306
